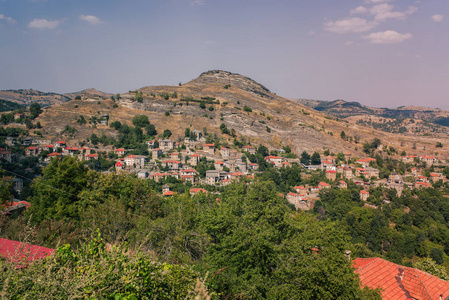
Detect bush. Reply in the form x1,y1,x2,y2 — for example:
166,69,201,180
243,106,252,112
0,235,200,299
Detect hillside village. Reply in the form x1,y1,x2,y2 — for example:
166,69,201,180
3,74,449,299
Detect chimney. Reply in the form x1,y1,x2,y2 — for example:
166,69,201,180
344,250,351,261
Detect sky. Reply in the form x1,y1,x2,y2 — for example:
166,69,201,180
0,0,448,109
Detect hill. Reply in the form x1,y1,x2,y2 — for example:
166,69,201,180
0,89,71,107
0,99,23,112
297,98,449,135
15,70,449,159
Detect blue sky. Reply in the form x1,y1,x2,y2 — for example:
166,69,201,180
0,0,448,109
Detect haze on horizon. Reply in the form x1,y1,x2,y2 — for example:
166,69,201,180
0,0,448,110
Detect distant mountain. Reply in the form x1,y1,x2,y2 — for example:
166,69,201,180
65,88,113,100
0,89,71,107
297,98,449,134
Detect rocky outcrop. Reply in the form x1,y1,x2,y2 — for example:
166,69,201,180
190,70,272,98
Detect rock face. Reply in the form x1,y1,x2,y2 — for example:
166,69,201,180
191,70,272,98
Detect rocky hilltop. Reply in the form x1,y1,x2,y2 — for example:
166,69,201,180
189,70,272,98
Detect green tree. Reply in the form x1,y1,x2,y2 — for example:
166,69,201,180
27,157,91,224
311,151,321,165
145,124,157,136
300,151,310,165
29,103,42,119
163,129,172,138
132,115,150,127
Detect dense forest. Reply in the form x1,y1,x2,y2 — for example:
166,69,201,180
0,157,381,299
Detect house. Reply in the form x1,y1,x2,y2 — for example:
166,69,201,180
353,257,449,300
46,152,62,161
64,147,79,156
150,172,170,182
230,172,244,181
355,168,366,177
420,155,437,166
344,152,351,161
137,170,149,179
214,161,224,171
55,141,66,148
415,182,432,189
318,182,331,190
14,113,23,121
114,148,125,157
13,178,23,194
162,160,182,170
151,148,162,160
294,186,309,195
80,147,92,155
84,153,98,161
248,163,259,170
190,188,208,196
281,162,292,168
124,155,147,168
364,167,380,179
146,140,156,148
265,156,283,167
430,172,446,183
188,153,201,166
343,167,353,179
235,161,247,172
180,168,198,177
321,160,335,170
402,155,417,163
0,149,12,162
159,139,176,152
115,161,124,171
42,145,54,152
325,170,336,181
170,152,180,159
220,147,230,159
203,144,215,154
25,146,40,156
205,170,229,185
360,190,370,201
242,145,256,155
339,180,347,189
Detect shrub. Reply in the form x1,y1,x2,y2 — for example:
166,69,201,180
243,106,252,112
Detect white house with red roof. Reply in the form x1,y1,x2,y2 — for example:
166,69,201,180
114,148,125,157
360,190,369,201
162,160,182,170
214,161,224,171
318,182,331,190
25,146,40,156
125,155,147,168
188,153,201,166
265,156,283,167
242,145,256,154
203,144,215,154
190,188,208,196
325,170,336,181
220,147,230,159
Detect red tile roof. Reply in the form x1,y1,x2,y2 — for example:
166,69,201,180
0,238,54,267
353,257,449,300
326,170,336,173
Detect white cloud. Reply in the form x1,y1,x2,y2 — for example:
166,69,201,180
0,14,16,24
363,30,412,44
324,17,375,34
350,6,368,15
365,0,392,3
350,6,369,15
190,0,204,6
79,15,103,25
345,41,355,46
28,18,62,30
370,4,417,22
431,14,444,22
308,30,316,36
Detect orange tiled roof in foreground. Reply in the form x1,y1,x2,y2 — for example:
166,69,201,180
354,257,449,300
